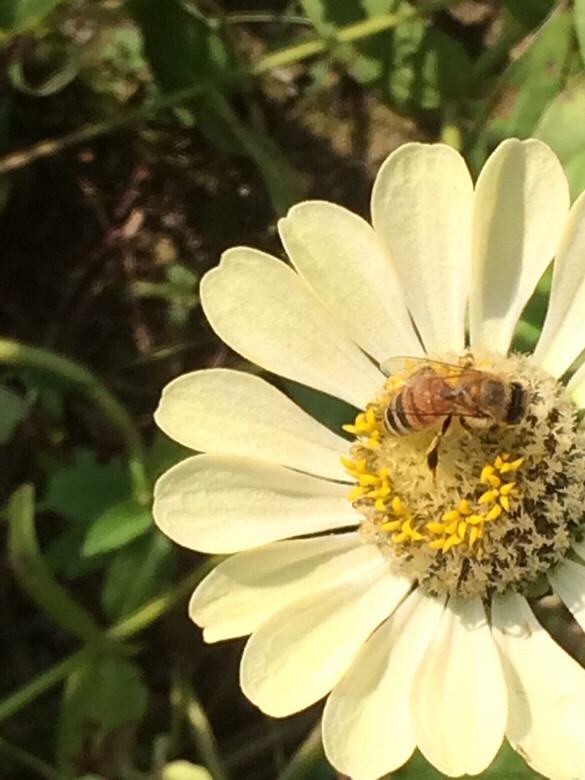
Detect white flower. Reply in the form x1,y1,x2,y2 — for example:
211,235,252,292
153,139,585,780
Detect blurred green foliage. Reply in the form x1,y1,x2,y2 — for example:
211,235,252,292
2,0,585,777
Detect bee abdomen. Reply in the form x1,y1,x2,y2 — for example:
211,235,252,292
384,392,412,435
506,382,525,424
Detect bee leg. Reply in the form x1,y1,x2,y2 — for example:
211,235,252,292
458,351,475,369
426,416,452,480
459,417,474,434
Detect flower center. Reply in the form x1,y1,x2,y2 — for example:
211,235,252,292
342,351,585,598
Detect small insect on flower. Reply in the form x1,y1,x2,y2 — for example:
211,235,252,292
381,357,526,477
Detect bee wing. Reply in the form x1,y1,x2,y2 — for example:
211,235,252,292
379,356,432,377
380,355,480,378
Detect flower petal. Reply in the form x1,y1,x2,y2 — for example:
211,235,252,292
240,565,412,717
154,368,349,481
153,454,356,553
572,537,585,561
533,191,585,376
548,557,585,633
410,595,506,776
190,532,384,642
200,248,385,409
322,589,445,780
491,591,585,780
371,143,473,353
566,359,585,409
470,138,570,352
278,201,423,363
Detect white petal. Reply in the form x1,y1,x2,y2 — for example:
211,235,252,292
190,532,383,642
410,595,506,776
240,565,412,717
548,557,585,633
323,589,445,780
153,454,356,553
470,139,570,352
154,368,349,481
279,201,423,363
200,248,385,409
566,360,585,409
492,591,585,780
371,143,473,354
533,191,585,376
572,537,585,561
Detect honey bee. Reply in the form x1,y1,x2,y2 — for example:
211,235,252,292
380,357,526,476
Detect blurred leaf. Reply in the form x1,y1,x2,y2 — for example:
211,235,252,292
41,448,130,524
535,76,585,198
147,430,191,482
574,0,585,67
282,379,356,434
0,385,29,443
128,0,304,214
362,13,472,114
512,267,551,353
82,498,152,557
501,0,553,29
0,0,64,31
565,147,585,201
392,744,537,777
535,76,585,161
58,653,148,775
8,484,104,643
490,8,576,141
101,533,174,620
162,762,213,780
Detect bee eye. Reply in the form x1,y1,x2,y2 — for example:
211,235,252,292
506,383,525,424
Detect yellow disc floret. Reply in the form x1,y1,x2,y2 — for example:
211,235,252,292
342,350,585,598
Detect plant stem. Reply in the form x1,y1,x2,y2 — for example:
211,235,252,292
0,557,220,722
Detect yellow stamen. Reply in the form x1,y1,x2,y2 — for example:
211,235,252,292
427,521,448,533
500,457,524,473
380,519,401,531
485,504,502,522
443,534,462,553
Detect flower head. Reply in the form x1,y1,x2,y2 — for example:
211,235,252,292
153,139,585,779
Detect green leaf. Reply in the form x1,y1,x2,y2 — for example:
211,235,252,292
501,0,553,30
490,8,575,142
146,430,191,481
82,499,152,557
58,653,148,775
0,385,29,443
574,0,585,67
0,0,65,31
535,76,585,198
41,448,130,524
282,379,356,434
565,147,585,201
391,745,538,777
101,534,174,620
